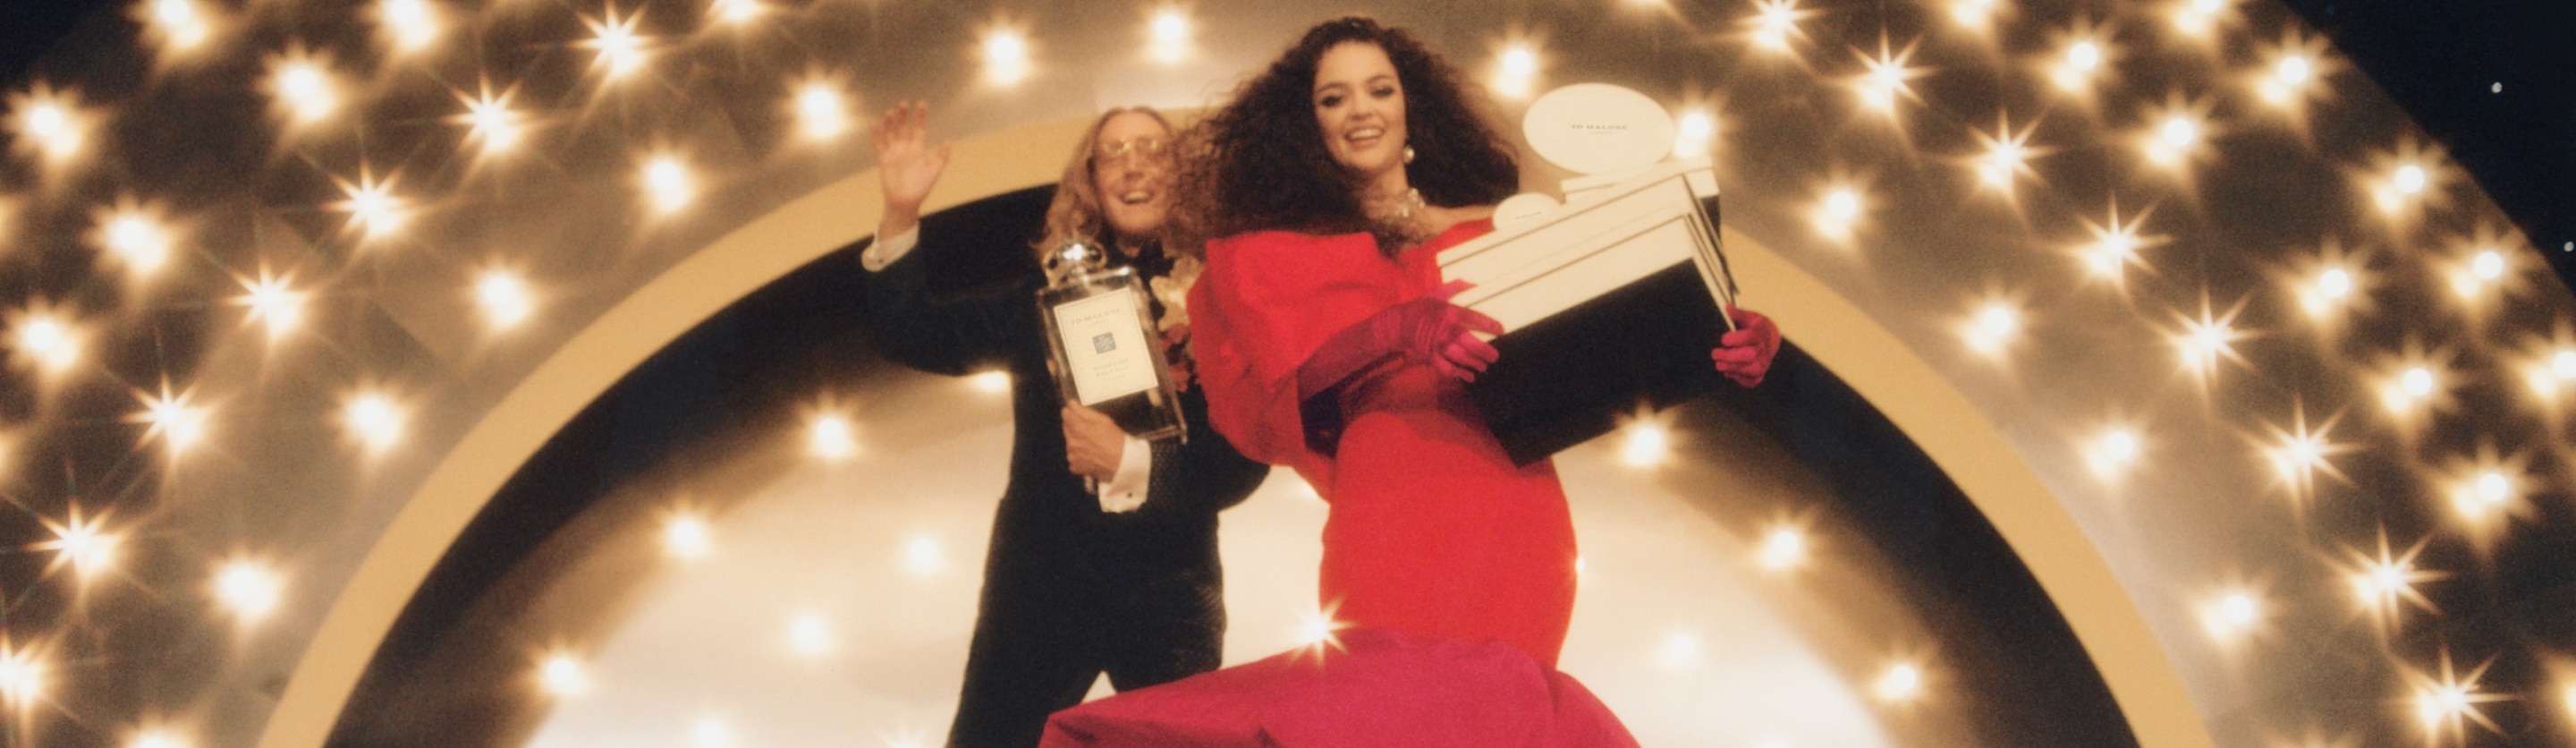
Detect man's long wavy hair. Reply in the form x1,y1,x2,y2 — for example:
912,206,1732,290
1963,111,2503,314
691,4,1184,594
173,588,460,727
1037,106,1176,256
1172,16,1518,257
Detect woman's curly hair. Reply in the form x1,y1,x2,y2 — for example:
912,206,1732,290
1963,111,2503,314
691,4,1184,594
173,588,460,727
1172,16,1519,256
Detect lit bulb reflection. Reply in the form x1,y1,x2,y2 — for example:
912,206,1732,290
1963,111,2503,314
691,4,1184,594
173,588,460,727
708,0,764,25
794,81,851,142
970,370,1011,395
1674,109,1716,159
452,82,526,158
643,155,695,214
809,412,857,460
539,652,590,697
376,0,442,54
581,4,649,81
214,558,284,622
1657,632,1701,670
475,268,534,330
1757,527,1806,570
11,310,82,375
134,383,208,455
333,166,408,242
11,85,89,163
38,506,121,582
902,535,945,577
343,392,406,453
129,729,189,748
1747,0,1807,53
664,514,711,559
145,0,212,52
2259,403,2345,505
2087,426,2143,479
2344,531,2438,624
1874,663,1922,701
1147,8,1190,62
235,270,305,340
1813,187,1863,241
1619,411,1670,467
0,642,44,708
982,26,1031,86
1962,302,2020,358
1494,45,1540,99
788,614,832,657
268,55,338,124
1852,38,1923,115
1294,601,1351,656
2405,650,2502,744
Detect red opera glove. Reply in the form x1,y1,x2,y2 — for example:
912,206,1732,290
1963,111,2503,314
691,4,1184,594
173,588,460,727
1711,306,1780,387
1298,280,1504,397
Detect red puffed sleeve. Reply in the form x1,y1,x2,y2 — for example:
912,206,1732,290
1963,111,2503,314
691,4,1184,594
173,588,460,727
1187,230,1411,493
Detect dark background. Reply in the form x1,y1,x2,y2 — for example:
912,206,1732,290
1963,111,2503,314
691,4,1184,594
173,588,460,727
4,0,2569,288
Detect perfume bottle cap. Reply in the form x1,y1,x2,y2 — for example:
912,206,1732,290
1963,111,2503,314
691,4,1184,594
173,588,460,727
1044,240,1106,284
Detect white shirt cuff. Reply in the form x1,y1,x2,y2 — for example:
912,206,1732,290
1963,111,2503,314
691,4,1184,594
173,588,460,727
860,225,921,272
1096,434,1153,514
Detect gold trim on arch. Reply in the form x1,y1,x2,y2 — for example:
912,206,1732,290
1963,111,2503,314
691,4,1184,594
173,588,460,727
258,115,2211,748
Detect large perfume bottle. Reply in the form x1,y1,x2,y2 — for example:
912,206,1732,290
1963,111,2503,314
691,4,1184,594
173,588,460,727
1035,240,1186,441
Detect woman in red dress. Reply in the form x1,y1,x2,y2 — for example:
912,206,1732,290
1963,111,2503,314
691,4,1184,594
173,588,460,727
1041,16,1779,745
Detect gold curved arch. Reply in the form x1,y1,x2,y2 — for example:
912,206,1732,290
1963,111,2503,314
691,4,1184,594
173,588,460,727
259,115,2210,747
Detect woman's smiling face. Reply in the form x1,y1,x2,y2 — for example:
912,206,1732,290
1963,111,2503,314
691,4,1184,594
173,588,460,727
1311,41,1407,180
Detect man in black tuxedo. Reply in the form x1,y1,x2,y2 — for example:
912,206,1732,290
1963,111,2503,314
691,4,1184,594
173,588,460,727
856,102,1269,748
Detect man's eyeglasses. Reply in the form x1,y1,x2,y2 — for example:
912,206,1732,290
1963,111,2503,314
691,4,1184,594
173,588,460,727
1092,137,1171,166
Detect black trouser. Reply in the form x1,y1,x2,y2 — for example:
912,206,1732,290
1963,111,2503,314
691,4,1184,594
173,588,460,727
945,534,1226,747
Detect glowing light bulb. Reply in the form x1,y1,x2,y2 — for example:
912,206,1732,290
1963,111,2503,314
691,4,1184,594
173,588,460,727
335,168,407,242
2394,165,2427,195
2067,41,2101,72
214,558,283,622
643,155,695,213
2275,55,2311,86
377,0,441,53
2102,429,2140,463
970,370,1011,394
2553,350,2576,380
583,6,648,81
664,514,711,559
2160,116,2198,148
138,387,208,453
476,268,533,329
1966,303,2019,355
2400,367,2435,398
1500,47,1538,77
273,59,336,123
693,718,730,747
1875,664,1922,701
539,653,589,696
0,645,43,707
343,393,405,453
1750,0,1802,52
2318,268,2351,300
1674,110,1715,158
794,81,849,142
2219,593,2257,626
809,413,857,460
10,88,88,162
2469,250,2504,280
105,214,168,271
708,0,763,24
903,535,945,577
153,0,196,27
2473,472,2508,505
12,312,80,374
1758,527,1806,570
130,730,188,748
44,510,120,581
1150,11,1188,43
1657,633,1701,669
1620,421,1668,467
788,614,832,656
982,28,1031,85
455,86,525,156
1825,190,1860,220
238,272,304,338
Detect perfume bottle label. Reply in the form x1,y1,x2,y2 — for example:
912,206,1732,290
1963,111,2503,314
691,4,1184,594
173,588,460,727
1052,291,1158,405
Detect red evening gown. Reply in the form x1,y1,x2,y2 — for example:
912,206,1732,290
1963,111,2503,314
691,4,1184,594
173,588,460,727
1037,220,1634,746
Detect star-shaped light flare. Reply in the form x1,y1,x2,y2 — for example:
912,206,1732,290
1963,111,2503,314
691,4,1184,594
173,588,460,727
2338,529,2441,628
1968,111,2049,198
2170,291,2251,382
233,268,306,341
2402,649,2506,744
580,4,651,82
1745,0,1812,54
1850,35,1928,117
331,164,409,242
2073,199,2165,285
448,79,527,162
2257,400,2351,507
130,378,209,455
31,504,122,583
